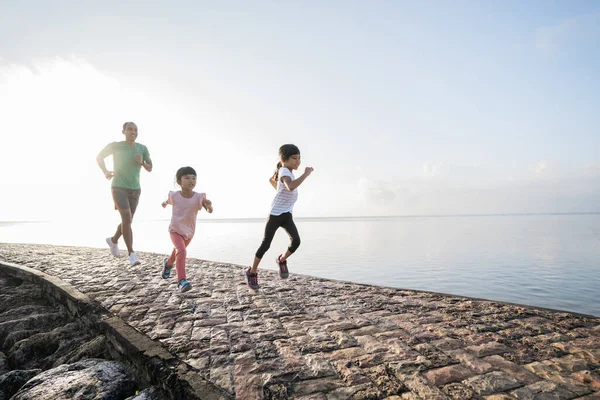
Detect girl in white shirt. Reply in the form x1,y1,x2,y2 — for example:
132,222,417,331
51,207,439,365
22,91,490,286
245,144,314,290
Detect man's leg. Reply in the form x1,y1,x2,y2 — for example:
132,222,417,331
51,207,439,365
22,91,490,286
125,189,141,256
110,188,138,256
111,224,122,244
118,208,134,255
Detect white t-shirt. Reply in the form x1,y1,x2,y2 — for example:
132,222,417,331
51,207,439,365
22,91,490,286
270,167,298,216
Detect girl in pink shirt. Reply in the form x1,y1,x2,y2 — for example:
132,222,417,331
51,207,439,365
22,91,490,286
161,166,213,292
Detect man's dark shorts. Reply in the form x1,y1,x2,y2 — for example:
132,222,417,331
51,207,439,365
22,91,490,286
111,187,141,213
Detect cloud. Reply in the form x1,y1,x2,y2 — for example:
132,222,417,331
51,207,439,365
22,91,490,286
357,177,397,205
536,11,600,55
534,160,549,178
423,162,449,178
355,162,600,216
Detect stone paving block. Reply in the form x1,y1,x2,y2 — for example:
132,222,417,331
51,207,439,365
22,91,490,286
424,364,474,387
482,355,541,384
320,347,367,362
190,326,211,341
441,382,480,399
388,357,433,378
550,354,593,373
355,352,401,369
308,329,334,342
346,325,385,337
509,380,578,399
331,360,371,386
272,341,305,370
449,350,495,375
235,373,264,399
463,371,522,396
430,337,466,352
172,320,193,337
554,337,600,354
330,331,359,349
414,342,458,368
465,342,515,358
297,354,337,380
462,332,504,347
571,370,600,391
294,395,327,400
574,393,600,400
291,378,345,397
210,354,235,369
408,331,441,345
187,356,209,370
324,382,382,400
363,364,407,397
210,364,234,394
521,361,592,396
385,339,420,359
356,335,390,353
398,393,420,400
401,373,449,399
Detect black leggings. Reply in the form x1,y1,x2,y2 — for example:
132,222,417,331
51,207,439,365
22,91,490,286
255,212,301,259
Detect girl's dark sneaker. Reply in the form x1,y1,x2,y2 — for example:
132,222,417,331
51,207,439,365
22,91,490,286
276,255,289,279
178,279,192,293
245,268,259,290
161,258,172,279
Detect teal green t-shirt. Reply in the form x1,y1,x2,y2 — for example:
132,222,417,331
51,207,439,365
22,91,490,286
98,141,152,190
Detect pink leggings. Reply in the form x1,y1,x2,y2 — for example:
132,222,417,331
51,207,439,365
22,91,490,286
167,232,192,281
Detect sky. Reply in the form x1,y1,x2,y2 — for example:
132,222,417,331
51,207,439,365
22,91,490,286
1,1,599,221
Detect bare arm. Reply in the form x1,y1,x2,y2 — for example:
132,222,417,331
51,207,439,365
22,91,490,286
269,176,278,189
282,167,314,191
134,154,152,172
96,153,114,180
202,198,213,213
161,199,169,208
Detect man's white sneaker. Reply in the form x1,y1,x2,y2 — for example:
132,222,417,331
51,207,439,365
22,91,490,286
129,252,141,266
106,237,121,257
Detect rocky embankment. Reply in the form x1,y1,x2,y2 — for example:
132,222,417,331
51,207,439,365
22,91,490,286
0,271,167,399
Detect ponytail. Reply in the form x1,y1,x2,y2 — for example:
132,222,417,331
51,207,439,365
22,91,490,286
271,162,282,181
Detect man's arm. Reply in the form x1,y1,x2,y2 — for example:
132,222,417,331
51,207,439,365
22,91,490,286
134,154,152,172
96,145,114,180
142,146,153,172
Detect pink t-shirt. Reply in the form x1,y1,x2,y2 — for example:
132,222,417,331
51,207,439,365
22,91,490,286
167,191,206,240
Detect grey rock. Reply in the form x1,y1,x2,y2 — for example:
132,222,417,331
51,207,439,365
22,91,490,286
0,369,42,400
0,312,66,348
52,336,109,367
0,305,58,324
3,330,42,353
124,386,170,400
0,351,7,375
0,282,47,315
11,358,136,400
7,322,93,370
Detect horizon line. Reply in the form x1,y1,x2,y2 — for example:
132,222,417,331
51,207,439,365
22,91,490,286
2,211,599,224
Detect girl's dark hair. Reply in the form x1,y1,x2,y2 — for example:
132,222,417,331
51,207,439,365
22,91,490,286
271,144,300,181
176,166,197,184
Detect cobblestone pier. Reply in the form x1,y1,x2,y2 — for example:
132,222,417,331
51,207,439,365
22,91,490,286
1,243,599,399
